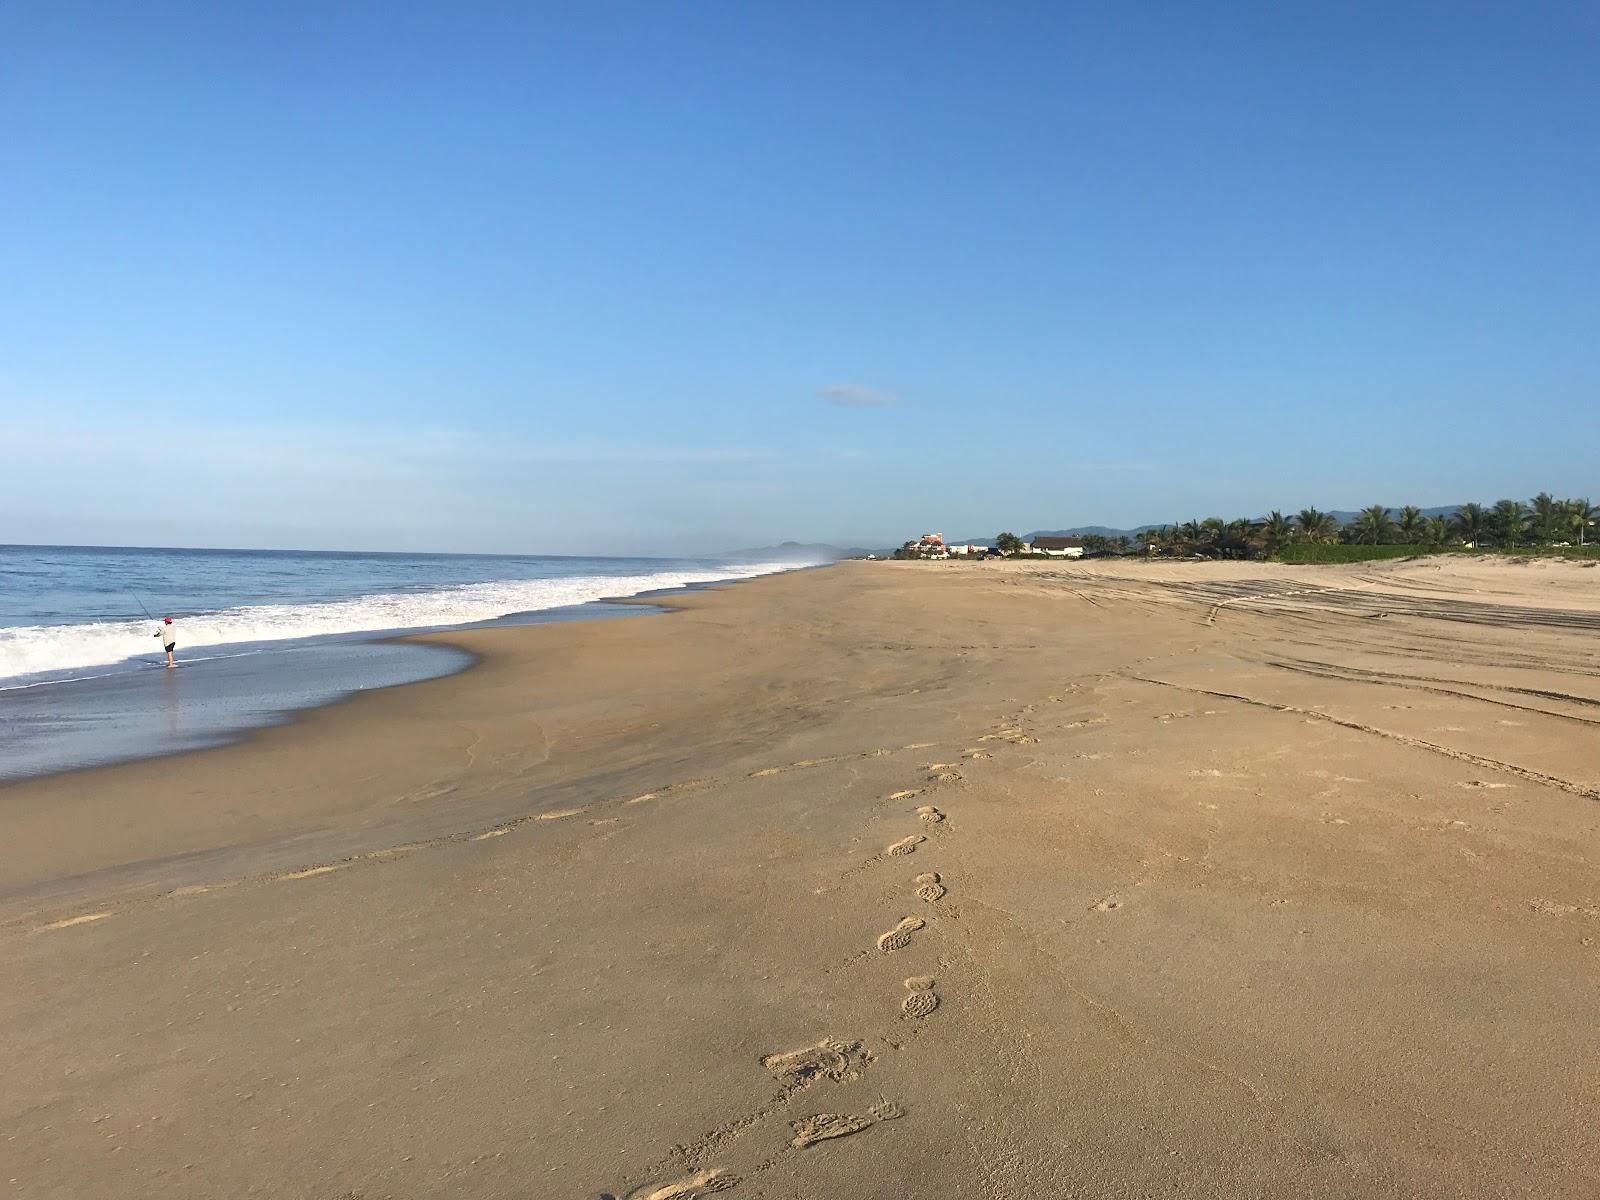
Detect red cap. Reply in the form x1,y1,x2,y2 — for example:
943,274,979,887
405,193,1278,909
164,617,173,623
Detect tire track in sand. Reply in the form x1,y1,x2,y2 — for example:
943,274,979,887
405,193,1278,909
1122,673,1600,801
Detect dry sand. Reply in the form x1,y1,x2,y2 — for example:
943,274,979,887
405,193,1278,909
4,556,1598,1198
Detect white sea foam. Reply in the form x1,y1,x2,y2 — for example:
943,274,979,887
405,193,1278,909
0,560,810,684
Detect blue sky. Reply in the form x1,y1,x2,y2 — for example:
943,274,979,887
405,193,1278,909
2,2,1596,553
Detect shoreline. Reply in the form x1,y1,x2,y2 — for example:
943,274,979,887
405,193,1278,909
0,566,835,910
0,566,817,787
7,557,1599,1197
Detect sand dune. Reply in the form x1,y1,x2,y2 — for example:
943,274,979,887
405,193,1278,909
4,557,1597,1197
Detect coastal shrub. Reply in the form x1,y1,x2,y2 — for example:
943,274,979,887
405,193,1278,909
1274,544,1426,563
1274,543,1600,564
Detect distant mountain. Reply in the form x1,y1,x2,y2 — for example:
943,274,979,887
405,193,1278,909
1147,506,1465,531
1322,505,1461,525
1024,525,1148,540
956,526,1146,544
721,541,876,562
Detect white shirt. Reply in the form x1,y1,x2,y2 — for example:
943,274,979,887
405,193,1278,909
156,622,175,646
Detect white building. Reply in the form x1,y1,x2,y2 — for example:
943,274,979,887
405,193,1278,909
1031,536,1085,558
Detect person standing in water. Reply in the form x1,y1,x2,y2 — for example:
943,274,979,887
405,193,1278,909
154,616,177,668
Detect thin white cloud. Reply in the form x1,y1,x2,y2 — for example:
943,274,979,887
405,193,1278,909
817,384,898,408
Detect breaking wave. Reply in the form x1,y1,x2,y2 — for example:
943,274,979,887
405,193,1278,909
0,559,807,684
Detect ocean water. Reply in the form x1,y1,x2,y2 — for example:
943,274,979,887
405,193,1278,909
0,544,816,780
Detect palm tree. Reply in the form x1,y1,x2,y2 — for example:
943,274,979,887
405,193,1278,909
1199,517,1226,554
1256,510,1296,555
1529,492,1564,544
1295,507,1338,544
1222,518,1255,558
1397,505,1424,544
1491,499,1528,548
1348,504,1397,545
1422,515,1453,547
1452,503,1487,548
1567,498,1598,546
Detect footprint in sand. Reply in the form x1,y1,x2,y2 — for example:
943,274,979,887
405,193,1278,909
901,976,940,1018
914,872,946,902
624,1168,736,1199
888,789,921,802
886,835,925,857
1091,894,1124,912
877,916,925,953
916,805,945,824
790,1101,904,1149
1528,898,1582,917
760,1039,870,1085
929,771,962,784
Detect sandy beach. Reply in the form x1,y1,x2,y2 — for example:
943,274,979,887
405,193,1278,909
5,556,1598,1198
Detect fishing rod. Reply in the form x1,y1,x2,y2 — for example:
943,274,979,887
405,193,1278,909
131,590,172,667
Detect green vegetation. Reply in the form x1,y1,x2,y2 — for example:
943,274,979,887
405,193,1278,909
1347,504,1398,545
1274,544,1427,564
1138,493,1597,561
1269,541,1600,564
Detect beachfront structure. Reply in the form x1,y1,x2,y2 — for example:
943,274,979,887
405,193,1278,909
1032,536,1086,558
895,532,952,560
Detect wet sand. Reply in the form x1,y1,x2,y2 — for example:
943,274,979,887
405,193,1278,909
5,557,1598,1197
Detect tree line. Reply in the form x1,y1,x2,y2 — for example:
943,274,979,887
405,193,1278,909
1140,493,1596,558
